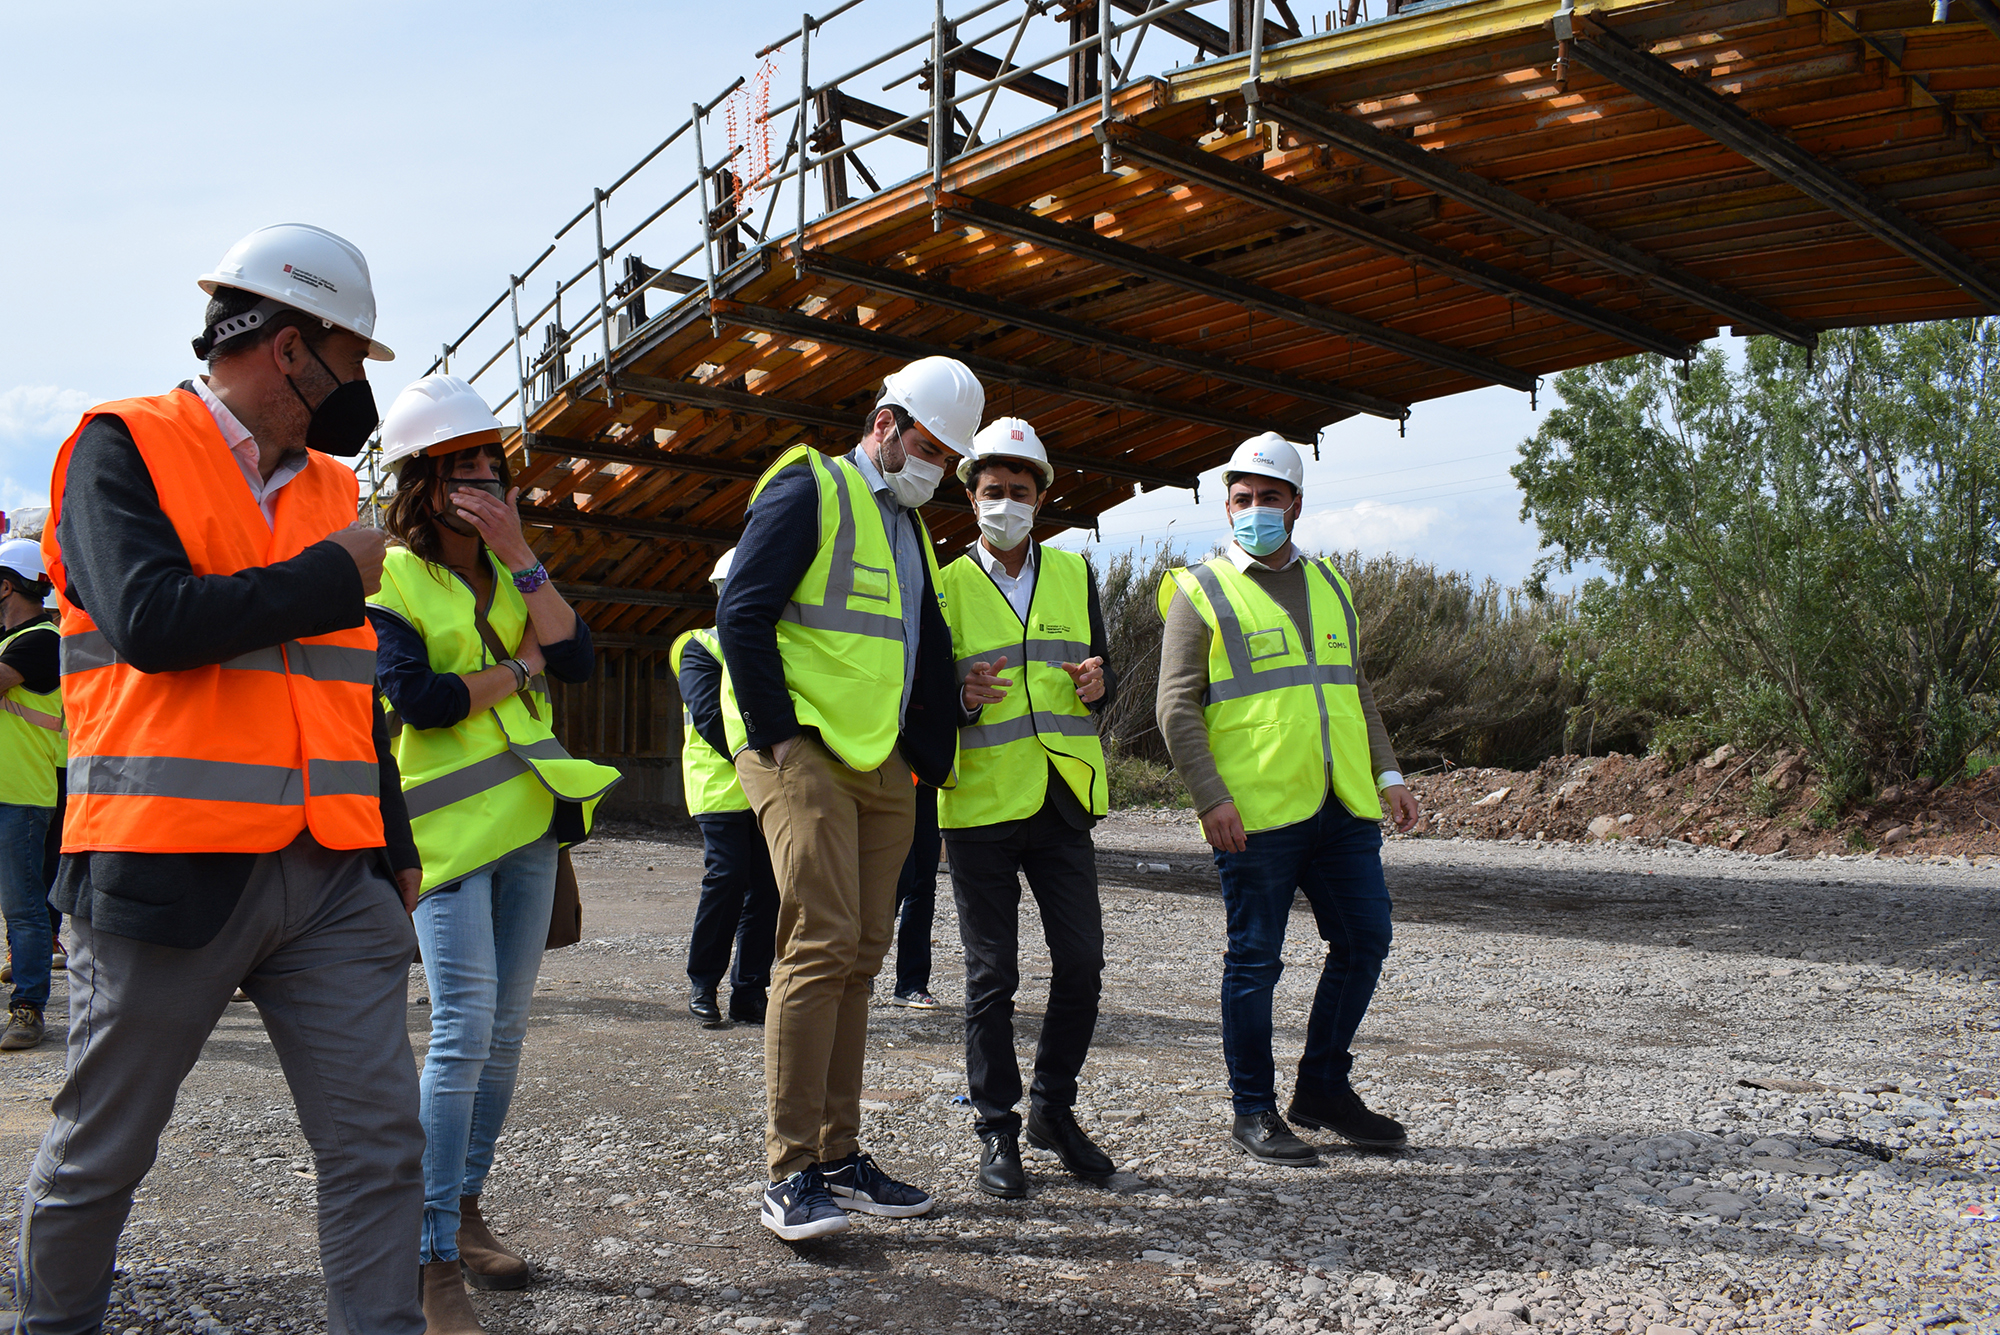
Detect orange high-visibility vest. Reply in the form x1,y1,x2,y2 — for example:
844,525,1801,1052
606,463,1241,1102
43,388,384,853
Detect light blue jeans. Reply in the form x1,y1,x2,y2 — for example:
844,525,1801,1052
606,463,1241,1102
413,837,557,1263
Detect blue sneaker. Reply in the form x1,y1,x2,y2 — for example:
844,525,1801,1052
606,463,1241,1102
760,1165,851,1241
821,1151,934,1217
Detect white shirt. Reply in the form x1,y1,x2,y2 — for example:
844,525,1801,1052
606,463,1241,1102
973,538,1038,623
192,377,307,529
847,447,922,729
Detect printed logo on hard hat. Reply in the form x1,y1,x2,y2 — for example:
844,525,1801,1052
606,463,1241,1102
282,264,339,294
1010,428,1024,441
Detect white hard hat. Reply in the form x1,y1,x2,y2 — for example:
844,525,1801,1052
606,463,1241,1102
1225,432,1306,492
710,547,737,588
198,223,394,361
378,375,504,474
959,417,1055,488
876,357,984,457
0,537,48,586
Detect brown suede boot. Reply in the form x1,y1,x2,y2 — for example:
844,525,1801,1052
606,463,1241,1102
421,1258,483,1334
457,1195,530,1291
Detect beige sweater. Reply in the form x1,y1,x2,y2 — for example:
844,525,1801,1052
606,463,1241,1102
1156,557,1399,817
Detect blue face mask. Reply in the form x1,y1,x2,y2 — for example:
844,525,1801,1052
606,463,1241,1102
1232,505,1291,557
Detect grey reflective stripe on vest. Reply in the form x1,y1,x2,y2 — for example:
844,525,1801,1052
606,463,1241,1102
403,750,532,821
960,709,1100,750
512,736,572,762
1188,563,1256,682
61,630,376,684
1022,637,1092,665
69,754,306,805
780,455,903,641
1192,560,1358,706
1311,558,1362,651
1203,661,1357,705
308,758,380,797
0,698,62,732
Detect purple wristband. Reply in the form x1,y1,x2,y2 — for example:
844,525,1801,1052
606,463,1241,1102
511,562,549,594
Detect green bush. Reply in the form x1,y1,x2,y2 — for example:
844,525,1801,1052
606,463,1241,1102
1106,743,1192,810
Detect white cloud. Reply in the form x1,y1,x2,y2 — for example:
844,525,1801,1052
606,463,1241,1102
1294,500,1443,556
0,384,95,512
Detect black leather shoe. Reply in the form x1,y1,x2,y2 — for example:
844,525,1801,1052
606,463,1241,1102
1230,1110,1319,1164
728,986,767,1025
1025,1106,1115,1178
1287,1086,1408,1149
688,991,725,1027
976,1131,1028,1199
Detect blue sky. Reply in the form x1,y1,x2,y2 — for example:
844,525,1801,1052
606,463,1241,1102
1,0,1584,586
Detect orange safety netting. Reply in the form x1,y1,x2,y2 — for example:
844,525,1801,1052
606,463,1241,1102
722,58,779,215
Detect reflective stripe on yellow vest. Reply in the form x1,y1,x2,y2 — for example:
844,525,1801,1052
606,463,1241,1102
936,546,1106,829
370,547,623,895
670,627,749,816
735,445,942,773
1157,556,1381,832
0,619,63,807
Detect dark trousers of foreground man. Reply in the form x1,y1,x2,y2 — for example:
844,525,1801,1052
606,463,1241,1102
15,836,423,1333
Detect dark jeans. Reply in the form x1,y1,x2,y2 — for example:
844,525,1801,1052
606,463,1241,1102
0,802,53,1010
687,810,779,996
946,801,1104,1138
1214,805,1392,1116
893,785,940,996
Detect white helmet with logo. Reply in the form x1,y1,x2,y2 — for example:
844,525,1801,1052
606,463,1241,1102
710,547,737,589
197,223,394,361
1225,432,1306,491
0,537,49,591
378,375,504,475
876,357,984,458
959,417,1055,488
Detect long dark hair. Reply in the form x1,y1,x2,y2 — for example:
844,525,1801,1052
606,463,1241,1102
383,444,513,569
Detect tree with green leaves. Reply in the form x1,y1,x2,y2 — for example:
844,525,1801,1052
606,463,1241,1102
1515,319,2000,807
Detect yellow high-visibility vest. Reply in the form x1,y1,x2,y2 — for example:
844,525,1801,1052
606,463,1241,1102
670,626,749,816
0,618,63,808
370,548,622,894
732,445,943,772
1158,556,1381,832
936,546,1106,828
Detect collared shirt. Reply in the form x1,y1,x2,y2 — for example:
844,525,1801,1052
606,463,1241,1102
972,537,1038,623
192,377,308,528
1227,540,1301,573
848,446,923,729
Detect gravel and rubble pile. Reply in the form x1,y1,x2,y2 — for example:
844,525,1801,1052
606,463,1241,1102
1,813,1993,1334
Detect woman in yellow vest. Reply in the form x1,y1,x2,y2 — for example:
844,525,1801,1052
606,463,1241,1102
938,418,1119,1199
1157,434,1422,1169
0,538,63,1051
370,375,621,1334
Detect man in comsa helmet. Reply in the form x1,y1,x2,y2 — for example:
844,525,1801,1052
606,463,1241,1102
10,224,427,1334
1157,432,1422,1167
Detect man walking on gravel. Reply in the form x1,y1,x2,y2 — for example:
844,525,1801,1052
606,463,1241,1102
10,224,427,1334
718,357,978,1240
1157,433,1421,1165
939,418,1120,1198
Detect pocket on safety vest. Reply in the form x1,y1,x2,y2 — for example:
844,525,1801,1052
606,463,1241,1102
850,562,892,603
1244,626,1291,663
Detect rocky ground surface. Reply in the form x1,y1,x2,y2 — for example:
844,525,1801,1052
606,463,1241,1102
1,812,1996,1335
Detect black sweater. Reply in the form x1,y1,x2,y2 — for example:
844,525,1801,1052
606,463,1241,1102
50,387,419,949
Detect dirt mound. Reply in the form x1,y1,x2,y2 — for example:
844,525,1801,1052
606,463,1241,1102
1406,747,2000,863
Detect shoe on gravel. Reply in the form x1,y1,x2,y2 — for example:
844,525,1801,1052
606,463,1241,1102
1287,1086,1408,1149
976,1131,1028,1199
760,1166,851,1241
0,1005,44,1051
1230,1110,1318,1164
727,986,767,1025
888,989,942,1009
457,1194,530,1291
1025,1105,1115,1178
820,1150,934,1217
688,991,726,1027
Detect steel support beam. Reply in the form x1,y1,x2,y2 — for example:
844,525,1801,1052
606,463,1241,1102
1555,16,2000,312
1247,80,1817,348
613,375,851,431
952,47,1068,109
797,250,1407,419
520,503,738,548
1098,121,1694,360
1108,0,1232,55
933,191,1535,392
1964,0,2000,42
713,297,1335,443
524,432,768,480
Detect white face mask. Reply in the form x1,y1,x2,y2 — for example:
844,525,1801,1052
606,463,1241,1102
880,431,945,508
976,497,1036,551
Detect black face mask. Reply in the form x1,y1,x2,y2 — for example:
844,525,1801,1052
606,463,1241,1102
287,341,379,457
437,478,505,534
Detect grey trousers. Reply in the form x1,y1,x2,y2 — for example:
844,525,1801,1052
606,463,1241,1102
13,835,424,1335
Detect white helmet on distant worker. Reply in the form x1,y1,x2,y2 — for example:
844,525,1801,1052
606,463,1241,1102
1225,432,1306,492
959,417,1055,488
377,375,505,475
710,547,737,589
197,223,395,361
876,357,984,457
0,538,48,590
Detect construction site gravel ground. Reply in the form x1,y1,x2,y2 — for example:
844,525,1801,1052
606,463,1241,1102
2,811,1996,1335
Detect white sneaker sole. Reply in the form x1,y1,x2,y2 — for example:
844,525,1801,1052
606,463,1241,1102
829,1189,934,1218
760,1206,851,1241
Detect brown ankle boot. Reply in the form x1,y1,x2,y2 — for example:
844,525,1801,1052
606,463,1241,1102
457,1194,530,1290
421,1258,483,1334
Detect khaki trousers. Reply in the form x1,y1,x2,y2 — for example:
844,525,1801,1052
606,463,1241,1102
736,735,913,1178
